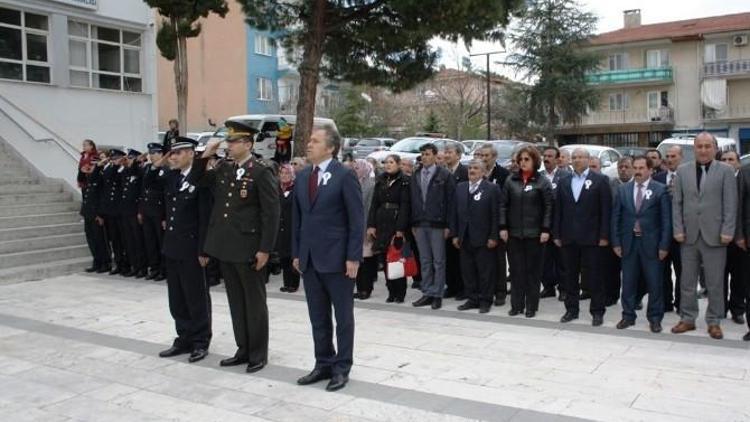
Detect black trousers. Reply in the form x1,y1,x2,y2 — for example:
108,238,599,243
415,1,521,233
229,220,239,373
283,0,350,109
604,248,622,304
141,214,164,273
103,214,125,269
740,249,750,330
83,216,109,268
355,256,378,294
445,239,463,296
724,243,746,318
561,243,605,316
221,261,269,363
495,241,508,299
165,256,212,350
119,214,146,271
460,243,496,307
508,237,544,312
281,257,300,290
541,242,561,290
662,239,682,310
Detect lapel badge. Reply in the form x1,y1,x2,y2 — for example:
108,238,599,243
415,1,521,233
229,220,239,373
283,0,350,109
240,189,248,199
584,179,592,190
473,191,482,201
322,172,332,186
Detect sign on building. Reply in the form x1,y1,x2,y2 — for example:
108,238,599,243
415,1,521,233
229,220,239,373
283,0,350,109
48,0,98,10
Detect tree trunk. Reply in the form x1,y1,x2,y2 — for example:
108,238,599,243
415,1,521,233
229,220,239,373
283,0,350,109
173,18,189,133
292,0,326,157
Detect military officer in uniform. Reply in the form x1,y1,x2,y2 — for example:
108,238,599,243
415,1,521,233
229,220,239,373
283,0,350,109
80,156,110,273
198,121,280,373
140,143,167,281
97,148,127,274
118,149,148,278
152,137,213,363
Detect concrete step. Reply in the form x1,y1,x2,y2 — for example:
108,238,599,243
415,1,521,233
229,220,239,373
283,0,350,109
0,257,92,284
0,202,79,218
0,177,39,186
0,244,89,268
0,192,72,206
0,212,80,229
0,223,83,242
0,232,86,254
0,183,62,195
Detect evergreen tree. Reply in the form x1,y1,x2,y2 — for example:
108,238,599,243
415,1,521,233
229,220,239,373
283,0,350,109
423,110,441,133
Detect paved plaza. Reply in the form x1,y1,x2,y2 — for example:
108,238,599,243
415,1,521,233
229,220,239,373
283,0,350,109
0,273,749,422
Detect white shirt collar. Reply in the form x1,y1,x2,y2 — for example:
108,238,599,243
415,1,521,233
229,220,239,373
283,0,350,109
181,165,192,177
316,157,333,173
635,177,651,189
543,166,557,176
573,168,589,178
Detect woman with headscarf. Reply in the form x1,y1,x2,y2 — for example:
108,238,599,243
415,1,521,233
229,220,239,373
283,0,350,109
350,159,378,299
367,154,412,303
276,163,299,292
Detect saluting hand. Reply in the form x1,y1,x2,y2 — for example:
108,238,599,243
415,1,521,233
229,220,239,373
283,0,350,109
202,139,222,158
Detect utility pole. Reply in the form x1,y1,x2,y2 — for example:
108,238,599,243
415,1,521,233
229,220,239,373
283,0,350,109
469,50,504,141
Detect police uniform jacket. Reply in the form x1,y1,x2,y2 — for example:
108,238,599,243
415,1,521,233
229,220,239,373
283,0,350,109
97,163,122,217
80,167,101,219
139,163,166,218
118,162,143,216
196,156,280,263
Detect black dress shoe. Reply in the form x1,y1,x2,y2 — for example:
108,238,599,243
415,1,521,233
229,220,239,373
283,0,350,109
297,368,333,385
394,297,404,304
479,304,491,314
649,322,663,333
144,271,157,280
443,291,456,299
280,286,289,292
96,264,111,273
354,291,371,300
508,308,523,316
85,266,98,273
412,296,433,307
385,296,394,303
153,273,166,282
457,301,478,311
592,315,604,327
135,269,148,279
616,319,635,329
246,360,267,373
743,331,750,341
732,314,745,325
431,298,442,310
560,312,578,323
121,269,135,277
158,346,189,358
540,288,556,298
494,296,506,307
220,356,248,367
455,294,467,301
325,374,349,392
109,267,121,275
188,349,208,363
525,310,536,318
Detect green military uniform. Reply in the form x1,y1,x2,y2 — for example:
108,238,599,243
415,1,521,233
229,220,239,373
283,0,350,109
197,122,280,368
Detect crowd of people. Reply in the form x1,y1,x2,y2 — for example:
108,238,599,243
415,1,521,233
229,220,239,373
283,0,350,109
75,126,750,391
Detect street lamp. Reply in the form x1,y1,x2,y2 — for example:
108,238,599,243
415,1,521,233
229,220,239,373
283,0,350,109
469,50,505,141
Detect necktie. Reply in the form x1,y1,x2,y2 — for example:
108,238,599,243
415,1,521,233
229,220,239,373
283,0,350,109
309,166,320,202
634,183,643,233
699,165,707,192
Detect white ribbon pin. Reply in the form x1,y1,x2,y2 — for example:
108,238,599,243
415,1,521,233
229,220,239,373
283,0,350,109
524,185,532,192
322,172,332,186
551,182,557,190
473,191,482,201
283,191,291,198
644,189,653,200
236,168,245,181
188,185,195,193
158,169,164,177
180,181,190,191
584,180,592,190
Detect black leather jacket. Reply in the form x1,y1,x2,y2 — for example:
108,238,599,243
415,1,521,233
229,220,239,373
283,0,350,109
499,170,553,238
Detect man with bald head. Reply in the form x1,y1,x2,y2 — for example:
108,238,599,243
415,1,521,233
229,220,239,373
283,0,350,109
654,145,683,312
553,148,612,326
671,132,737,340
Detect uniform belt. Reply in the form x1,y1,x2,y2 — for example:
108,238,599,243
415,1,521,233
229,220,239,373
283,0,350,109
383,203,400,210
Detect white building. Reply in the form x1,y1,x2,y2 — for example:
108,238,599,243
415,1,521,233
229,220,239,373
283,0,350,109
0,0,157,189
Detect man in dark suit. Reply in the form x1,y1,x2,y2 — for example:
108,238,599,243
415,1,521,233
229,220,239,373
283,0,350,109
540,146,570,300
553,148,612,326
199,122,280,373
606,156,634,307
139,143,167,281
443,144,469,300
151,138,213,363
292,128,363,392
476,143,509,305
450,159,500,314
612,156,671,333
647,148,668,175
737,162,750,341
653,145,682,312
719,150,746,325
410,143,456,310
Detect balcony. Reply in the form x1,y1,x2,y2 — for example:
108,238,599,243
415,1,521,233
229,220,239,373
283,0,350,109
586,67,673,86
567,107,675,127
703,104,750,121
704,59,750,78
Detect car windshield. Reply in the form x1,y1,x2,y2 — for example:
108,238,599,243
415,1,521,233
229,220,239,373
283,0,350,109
391,138,432,153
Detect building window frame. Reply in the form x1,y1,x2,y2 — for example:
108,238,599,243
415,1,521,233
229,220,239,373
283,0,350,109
646,49,670,68
608,53,627,71
256,77,272,101
254,34,273,56
67,19,143,92
609,92,629,111
705,43,728,63
0,6,51,84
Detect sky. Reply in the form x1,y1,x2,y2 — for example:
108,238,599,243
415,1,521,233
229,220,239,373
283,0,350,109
433,0,750,80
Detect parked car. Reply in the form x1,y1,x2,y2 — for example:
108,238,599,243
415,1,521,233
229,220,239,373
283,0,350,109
560,144,622,179
742,153,750,167
352,137,396,159
615,146,650,157
367,136,469,163
341,137,360,159
657,135,737,164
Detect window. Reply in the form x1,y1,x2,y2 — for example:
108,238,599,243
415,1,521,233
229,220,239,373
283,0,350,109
705,43,728,63
254,34,273,56
608,53,627,71
68,20,142,92
256,77,272,100
0,7,50,83
646,49,669,68
609,93,629,111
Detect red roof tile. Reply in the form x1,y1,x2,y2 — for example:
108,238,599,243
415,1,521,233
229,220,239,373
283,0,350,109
590,12,750,45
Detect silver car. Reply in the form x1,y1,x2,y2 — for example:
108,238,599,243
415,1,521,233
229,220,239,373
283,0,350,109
352,137,396,159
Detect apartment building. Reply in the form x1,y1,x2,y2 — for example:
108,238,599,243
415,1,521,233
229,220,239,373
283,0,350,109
558,10,750,151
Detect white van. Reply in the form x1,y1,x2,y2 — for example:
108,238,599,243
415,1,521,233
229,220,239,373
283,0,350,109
208,114,339,160
657,135,738,163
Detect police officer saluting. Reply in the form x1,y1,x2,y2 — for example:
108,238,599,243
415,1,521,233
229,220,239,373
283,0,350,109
118,149,148,278
80,156,111,273
140,143,167,281
97,148,127,275
198,121,280,373
151,137,213,363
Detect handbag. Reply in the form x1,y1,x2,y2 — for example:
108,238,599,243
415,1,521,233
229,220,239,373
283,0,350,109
385,236,419,280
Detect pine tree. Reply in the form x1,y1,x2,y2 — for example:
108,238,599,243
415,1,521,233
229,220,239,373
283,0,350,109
423,110,441,133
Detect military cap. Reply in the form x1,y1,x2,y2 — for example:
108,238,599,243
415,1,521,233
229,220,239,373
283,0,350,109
170,137,198,151
147,143,163,154
109,148,126,158
225,120,258,142
127,149,141,158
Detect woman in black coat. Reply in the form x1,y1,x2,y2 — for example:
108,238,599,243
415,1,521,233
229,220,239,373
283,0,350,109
499,146,553,318
366,154,411,303
276,163,299,292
